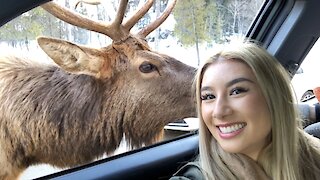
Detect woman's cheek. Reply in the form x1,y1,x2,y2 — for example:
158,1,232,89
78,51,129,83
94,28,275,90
201,104,212,124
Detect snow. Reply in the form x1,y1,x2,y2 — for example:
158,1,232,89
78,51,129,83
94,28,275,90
291,39,320,104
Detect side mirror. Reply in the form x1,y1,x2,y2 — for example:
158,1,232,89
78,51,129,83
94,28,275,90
300,90,315,102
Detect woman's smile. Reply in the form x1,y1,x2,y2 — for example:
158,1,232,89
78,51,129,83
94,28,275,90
217,122,246,139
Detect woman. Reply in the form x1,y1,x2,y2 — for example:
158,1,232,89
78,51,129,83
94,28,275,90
171,41,320,180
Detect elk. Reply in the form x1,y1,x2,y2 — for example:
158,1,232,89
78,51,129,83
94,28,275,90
0,0,197,179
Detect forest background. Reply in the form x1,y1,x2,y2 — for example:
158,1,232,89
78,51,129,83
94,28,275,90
0,0,263,66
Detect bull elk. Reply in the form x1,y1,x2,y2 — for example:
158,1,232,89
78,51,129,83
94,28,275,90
0,0,197,179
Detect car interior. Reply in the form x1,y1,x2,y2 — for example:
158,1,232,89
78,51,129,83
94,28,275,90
1,0,320,179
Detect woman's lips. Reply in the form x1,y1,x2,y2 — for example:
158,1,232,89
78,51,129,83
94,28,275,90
217,123,246,139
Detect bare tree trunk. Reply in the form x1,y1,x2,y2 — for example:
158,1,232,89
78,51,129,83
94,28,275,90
191,4,200,65
25,37,29,51
154,0,161,51
65,0,73,41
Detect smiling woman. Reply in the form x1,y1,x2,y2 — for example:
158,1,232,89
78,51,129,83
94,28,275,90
170,41,320,180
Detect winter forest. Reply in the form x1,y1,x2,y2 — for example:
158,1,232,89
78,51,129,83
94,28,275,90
0,0,264,66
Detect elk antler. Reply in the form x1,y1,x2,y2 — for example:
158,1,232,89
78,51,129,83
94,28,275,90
74,0,101,9
41,0,128,41
137,0,177,38
41,0,177,41
123,0,154,31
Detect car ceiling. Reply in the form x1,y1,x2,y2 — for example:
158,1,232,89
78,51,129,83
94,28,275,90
0,0,50,27
248,0,320,77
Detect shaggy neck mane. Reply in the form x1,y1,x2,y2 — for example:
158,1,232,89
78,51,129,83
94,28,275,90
0,56,160,167
0,62,105,124
0,57,119,165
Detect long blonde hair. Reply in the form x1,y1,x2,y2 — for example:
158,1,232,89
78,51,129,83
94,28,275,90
195,41,320,180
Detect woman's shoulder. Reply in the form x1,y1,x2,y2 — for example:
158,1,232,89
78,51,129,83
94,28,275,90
169,162,205,180
303,130,320,149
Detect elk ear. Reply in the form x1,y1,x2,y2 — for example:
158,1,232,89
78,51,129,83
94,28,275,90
37,36,109,78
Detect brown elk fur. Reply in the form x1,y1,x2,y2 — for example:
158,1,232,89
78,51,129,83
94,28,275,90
0,35,196,179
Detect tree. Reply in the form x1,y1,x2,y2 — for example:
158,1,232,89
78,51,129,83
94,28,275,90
204,0,222,43
216,0,264,38
0,8,47,49
173,0,217,65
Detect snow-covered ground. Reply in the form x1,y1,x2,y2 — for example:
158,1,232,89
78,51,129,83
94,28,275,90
20,139,129,179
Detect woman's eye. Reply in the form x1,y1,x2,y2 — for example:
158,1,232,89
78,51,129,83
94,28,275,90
200,94,215,100
230,87,248,95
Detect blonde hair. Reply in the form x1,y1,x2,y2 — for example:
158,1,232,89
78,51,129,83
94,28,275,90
195,41,320,180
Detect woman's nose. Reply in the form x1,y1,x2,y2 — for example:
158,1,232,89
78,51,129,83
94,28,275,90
213,96,232,119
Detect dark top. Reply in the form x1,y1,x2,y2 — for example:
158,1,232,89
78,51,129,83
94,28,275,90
169,162,204,180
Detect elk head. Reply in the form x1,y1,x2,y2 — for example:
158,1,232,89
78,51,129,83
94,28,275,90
39,0,196,146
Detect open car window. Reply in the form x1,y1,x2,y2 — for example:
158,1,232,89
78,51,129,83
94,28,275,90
0,0,265,179
292,39,320,104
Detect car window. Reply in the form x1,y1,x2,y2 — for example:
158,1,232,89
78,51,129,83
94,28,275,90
292,39,320,105
0,0,265,179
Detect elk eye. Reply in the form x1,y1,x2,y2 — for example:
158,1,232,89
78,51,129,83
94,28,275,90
139,62,157,73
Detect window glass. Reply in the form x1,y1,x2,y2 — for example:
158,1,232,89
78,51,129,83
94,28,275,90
0,0,264,179
292,39,320,105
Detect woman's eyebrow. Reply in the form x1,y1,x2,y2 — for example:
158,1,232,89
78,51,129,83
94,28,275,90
226,77,254,87
200,86,211,92
200,77,254,92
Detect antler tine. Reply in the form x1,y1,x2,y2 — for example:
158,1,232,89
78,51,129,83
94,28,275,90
114,0,128,27
74,0,102,9
41,1,128,41
123,0,154,31
138,0,177,38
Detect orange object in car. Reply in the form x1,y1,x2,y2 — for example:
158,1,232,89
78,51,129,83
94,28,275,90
313,87,320,102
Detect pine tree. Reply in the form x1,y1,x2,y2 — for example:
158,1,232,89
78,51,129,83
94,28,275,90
173,0,217,65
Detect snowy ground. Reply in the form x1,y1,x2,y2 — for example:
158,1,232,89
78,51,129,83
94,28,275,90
19,138,129,179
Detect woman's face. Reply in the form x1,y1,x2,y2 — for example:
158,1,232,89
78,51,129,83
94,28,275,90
200,58,271,160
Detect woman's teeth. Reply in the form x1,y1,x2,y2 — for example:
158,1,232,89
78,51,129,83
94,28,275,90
219,123,245,134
